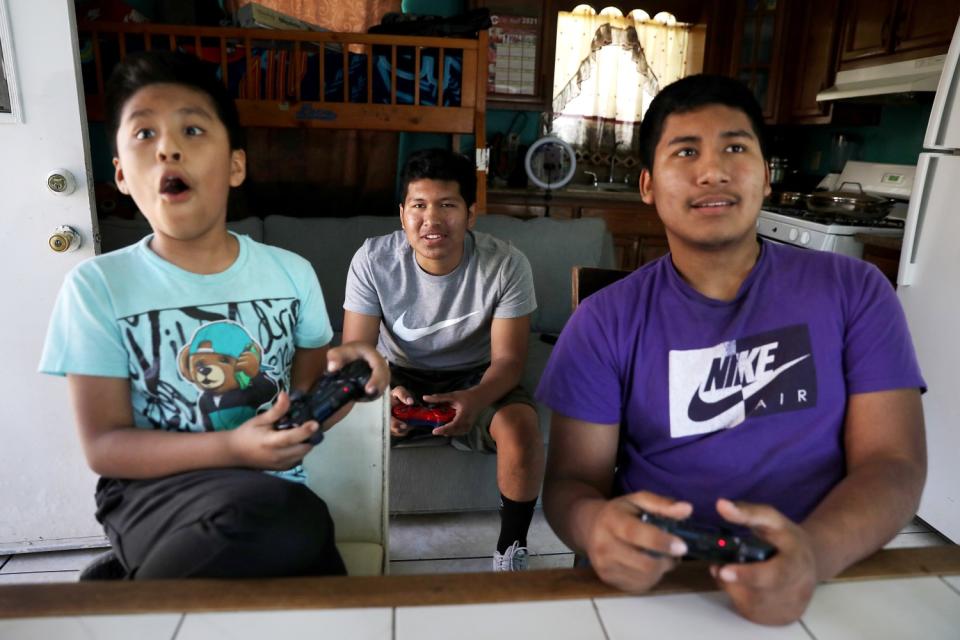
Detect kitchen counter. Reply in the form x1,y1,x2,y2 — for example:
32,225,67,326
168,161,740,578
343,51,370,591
486,186,661,270
489,185,643,204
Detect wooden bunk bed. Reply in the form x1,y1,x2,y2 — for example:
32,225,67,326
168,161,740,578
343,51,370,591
77,21,489,212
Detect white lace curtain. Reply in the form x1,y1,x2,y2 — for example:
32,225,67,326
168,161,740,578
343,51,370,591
551,7,701,152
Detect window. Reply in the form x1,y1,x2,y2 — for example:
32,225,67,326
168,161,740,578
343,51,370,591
550,5,703,159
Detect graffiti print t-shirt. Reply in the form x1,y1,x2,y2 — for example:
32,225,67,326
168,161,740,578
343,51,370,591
535,240,925,526
39,232,333,483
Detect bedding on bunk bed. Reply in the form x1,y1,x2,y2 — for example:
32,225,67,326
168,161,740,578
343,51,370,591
80,38,464,106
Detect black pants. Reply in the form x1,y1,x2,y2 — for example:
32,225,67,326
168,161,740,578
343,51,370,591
94,468,346,579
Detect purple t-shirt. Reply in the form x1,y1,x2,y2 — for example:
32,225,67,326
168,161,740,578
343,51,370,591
536,241,925,526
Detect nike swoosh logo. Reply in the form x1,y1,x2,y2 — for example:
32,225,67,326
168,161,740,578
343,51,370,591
392,311,481,342
687,354,810,423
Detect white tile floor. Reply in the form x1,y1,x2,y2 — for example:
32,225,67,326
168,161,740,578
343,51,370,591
0,513,950,584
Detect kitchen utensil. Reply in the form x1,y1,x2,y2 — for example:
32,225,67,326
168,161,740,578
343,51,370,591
765,190,807,207
829,133,861,173
805,181,894,219
769,156,789,185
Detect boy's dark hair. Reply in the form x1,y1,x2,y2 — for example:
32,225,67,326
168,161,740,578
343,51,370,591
400,148,477,207
105,50,245,154
638,74,767,173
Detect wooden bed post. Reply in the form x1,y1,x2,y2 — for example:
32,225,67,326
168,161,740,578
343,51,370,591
475,30,488,215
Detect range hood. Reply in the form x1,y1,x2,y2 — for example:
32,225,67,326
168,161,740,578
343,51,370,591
816,55,945,101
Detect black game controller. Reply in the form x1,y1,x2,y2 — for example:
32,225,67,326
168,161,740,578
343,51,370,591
639,511,776,564
276,359,374,445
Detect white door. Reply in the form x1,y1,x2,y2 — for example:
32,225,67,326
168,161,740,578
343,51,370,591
0,1,102,552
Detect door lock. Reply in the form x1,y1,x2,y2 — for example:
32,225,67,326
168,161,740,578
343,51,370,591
46,169,77,196
49,226,82,253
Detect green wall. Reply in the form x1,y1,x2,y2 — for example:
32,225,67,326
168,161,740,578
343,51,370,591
771,100,932,186
398,0,542,194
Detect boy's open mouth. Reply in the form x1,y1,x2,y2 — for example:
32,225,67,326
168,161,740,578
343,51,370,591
160,175,190,195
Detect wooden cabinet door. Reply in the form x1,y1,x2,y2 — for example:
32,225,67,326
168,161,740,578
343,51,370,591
484,201,574,219
839,0,899,64
894,0,960,55
580,205,666,271
783,0,842,123
729,0,790,122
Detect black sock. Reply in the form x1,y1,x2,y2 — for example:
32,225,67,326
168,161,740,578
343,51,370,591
497,494,537,553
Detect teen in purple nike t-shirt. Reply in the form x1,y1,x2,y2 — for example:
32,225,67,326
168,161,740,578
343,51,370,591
536,75,926,625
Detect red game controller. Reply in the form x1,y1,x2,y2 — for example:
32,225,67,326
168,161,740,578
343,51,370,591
391,402,456,430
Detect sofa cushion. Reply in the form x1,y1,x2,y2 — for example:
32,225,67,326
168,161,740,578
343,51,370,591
474,216,614,334
264,215,400,332
97,215,264,253
266,214,614,336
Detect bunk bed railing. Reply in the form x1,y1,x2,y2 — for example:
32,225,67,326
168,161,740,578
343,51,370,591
78,22,486,134
77,21,488,211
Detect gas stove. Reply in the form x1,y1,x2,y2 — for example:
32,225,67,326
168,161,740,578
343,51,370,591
757,161,912,258
757,207,904,257
760,205,906,230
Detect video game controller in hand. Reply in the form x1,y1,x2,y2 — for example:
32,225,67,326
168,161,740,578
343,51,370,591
391,402,456,430
639,511,777,564
276,359,375,445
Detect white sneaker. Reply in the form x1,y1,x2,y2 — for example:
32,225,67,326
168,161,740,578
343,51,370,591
493,541,529,571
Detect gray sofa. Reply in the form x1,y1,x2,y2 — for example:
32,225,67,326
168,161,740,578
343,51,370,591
98,213,615,513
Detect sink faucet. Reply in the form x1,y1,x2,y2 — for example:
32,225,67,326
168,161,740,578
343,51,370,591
584,171,599,187
608,141,624,183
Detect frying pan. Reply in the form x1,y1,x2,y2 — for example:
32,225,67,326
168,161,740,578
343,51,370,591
804,182,893,220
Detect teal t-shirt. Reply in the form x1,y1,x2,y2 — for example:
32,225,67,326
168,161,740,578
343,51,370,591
39,232,333,483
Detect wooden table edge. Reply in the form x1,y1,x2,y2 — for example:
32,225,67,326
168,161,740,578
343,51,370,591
1,546,958,619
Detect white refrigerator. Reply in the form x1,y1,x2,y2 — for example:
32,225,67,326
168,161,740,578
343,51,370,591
897,18,960,543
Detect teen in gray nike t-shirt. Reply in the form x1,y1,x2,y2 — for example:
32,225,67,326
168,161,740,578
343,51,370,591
344,229,536,370
341,148,545,573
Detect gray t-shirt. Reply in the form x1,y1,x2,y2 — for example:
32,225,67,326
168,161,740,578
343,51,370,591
344,230,537,370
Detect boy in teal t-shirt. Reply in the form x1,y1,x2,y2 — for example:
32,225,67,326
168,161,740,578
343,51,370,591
39,51,388,580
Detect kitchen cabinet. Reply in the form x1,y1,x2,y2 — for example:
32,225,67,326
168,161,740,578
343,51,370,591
487,188,667,271
780,0,842,124
717,0,957,124
838,0,899,63
728,0,790,122
485,201,575,219
725,0,841,125
838,0,960,69
856,233,902,288
580,205,668,270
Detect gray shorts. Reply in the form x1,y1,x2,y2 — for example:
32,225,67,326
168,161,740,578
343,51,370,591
389,363,536,453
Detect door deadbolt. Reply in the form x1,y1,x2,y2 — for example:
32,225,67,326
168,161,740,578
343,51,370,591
49,226,81,253
46,169,77,196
